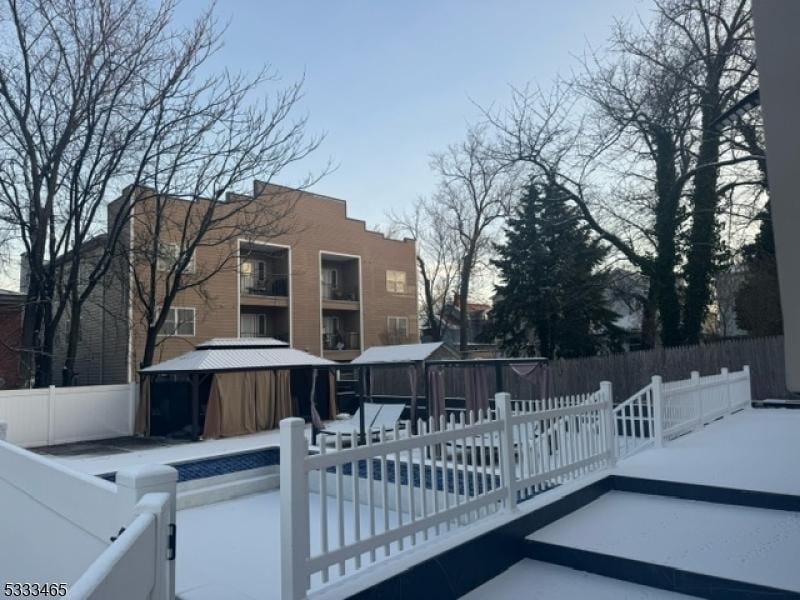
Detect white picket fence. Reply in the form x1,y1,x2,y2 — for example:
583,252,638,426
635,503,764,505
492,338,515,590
0,422,176,600
0,382,136,447
613,366,752,458
280,386,616,599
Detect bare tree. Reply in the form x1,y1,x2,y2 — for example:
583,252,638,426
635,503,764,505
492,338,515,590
429,126,516,351
484,1,760,348
0,0,320,385
616,0,757,343
387,197,460,342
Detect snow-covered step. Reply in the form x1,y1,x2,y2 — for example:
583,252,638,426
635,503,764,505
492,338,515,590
526,491,800,594
461,559,697,599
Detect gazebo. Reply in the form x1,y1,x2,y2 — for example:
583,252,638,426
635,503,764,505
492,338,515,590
137,338,336,440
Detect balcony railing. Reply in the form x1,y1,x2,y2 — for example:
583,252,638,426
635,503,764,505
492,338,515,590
323,331,360,351
241,329,289,342
321,283,359,302
241,273,289,297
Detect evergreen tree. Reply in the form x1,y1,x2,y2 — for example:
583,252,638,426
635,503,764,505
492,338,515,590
491,180,620,358
734,204,783,336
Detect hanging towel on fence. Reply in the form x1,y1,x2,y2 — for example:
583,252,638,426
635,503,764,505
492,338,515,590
510,362,550,399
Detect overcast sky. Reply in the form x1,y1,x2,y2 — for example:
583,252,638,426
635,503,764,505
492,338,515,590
175,0,644,229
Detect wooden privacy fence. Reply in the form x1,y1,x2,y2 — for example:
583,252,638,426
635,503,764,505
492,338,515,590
550,336,783,402
367,336,784,404
280,386,615,599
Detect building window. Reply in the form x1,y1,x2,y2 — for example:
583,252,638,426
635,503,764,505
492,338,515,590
386,270,406,293
387,316,409,342
158,306,195,336
157,242,195,273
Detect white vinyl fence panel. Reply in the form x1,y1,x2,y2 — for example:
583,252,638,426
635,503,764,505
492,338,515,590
613,366,752,456
0,383,135,447
281,385,616,600
0,426,176,600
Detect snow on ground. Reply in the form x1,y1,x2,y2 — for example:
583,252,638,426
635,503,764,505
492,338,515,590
615,409,800,495
462,559,697,600
175,489,399,600
528,490,800,592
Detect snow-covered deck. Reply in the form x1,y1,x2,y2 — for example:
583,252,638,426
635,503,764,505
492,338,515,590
55,408,800,599
462,560,695,599
614,408,800,495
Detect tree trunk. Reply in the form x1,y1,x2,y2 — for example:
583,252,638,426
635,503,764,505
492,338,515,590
639,279,658,350
19,282,42,387
458,254,473,352
141,325,157,370
35,302,55,387
62,292,82,386
418,256,441,342
683,91,722,344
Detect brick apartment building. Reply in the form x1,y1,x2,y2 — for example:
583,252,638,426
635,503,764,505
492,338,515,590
48,181,418,385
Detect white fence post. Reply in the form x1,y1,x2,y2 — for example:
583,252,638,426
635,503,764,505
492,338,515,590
721,367,731,410
651,376,664,448
0,420,6,441
115,465,178,600
47,385,56,445
600,382,617,466
494,392,517,512
281,417,310,600
691,371,702,430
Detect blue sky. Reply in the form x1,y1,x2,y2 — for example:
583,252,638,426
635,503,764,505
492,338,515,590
175,0,645,229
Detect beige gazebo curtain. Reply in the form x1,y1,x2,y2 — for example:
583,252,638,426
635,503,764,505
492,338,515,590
203,369,292,439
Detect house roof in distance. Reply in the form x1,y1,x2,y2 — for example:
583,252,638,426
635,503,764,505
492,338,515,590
140,338,334,374
351,342,453,365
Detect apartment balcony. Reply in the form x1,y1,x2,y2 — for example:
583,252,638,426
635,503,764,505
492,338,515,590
240,329,289,343
322,331,361,361
321,254,360,311
240,273,289,307
321,283,360,311
240,307,289,343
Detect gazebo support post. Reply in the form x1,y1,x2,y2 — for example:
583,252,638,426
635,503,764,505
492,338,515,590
190,373,200,441
358,367,366,446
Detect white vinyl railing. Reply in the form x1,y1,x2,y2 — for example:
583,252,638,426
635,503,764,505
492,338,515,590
67,492,173,600
613,366,752,458
661,366,751,440
0,423,176,600
280,385,616,599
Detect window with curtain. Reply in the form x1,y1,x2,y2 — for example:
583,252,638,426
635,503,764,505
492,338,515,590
386,270,406,293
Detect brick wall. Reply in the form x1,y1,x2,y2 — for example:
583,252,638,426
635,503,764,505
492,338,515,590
0,295,23,389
